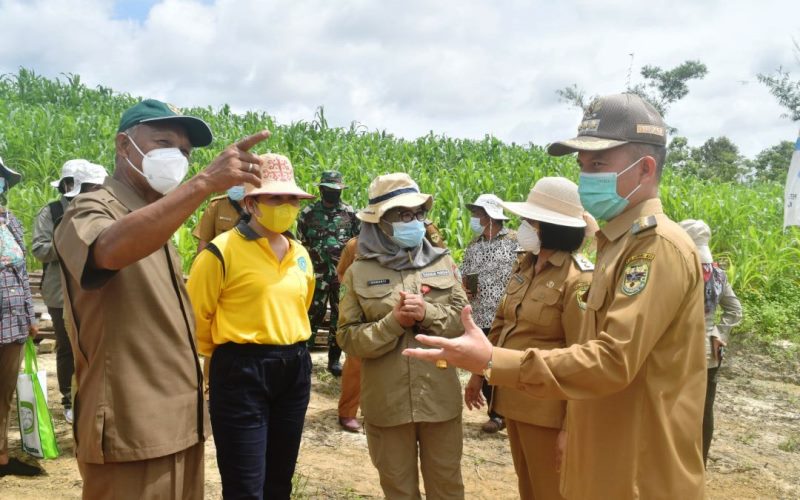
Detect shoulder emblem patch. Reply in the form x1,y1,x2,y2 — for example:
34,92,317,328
620,253,655,296
574,282,590,311
339,283,348,300
571,253,595,271
631,215,658,235
297,256,308,272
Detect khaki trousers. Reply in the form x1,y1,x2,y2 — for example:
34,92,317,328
338,354,361,418
0,341,24,457
78,442,204,500
365,417,464,500
506,419,563,500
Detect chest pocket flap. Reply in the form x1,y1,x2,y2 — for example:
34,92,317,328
530,286,561,306
354,281,394,299
420,269,455,291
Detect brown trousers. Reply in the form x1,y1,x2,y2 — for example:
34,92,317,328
78,442,204,500
506,419,563,500
338,354,361,418
365,417,464,500
0,341,24,457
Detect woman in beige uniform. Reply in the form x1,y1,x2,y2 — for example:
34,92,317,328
337,173,468,500
465,177,595,500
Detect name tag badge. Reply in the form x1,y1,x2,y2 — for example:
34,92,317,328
367,279,390,286
421,270,450,278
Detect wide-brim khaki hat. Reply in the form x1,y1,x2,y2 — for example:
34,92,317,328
679,219,713,263
547,93,667,157
245,153,314,199
357,173,432,223
502,177,586,228
466,193,509,221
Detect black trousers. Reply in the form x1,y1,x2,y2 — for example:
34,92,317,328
209,342,312,500
702,366,719,466
49,307,73,409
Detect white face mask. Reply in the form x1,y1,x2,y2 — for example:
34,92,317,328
517,220,541,254
124,134,189,194
469,217,485,235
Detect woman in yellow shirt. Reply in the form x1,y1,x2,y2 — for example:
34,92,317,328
187,153,315,500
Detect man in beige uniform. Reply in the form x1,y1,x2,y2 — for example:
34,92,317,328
55,99,269,499
405,94,707,499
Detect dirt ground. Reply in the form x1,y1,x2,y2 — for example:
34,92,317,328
1,345,798,499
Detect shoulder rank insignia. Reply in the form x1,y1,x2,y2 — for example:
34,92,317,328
631,215,658,235
574,282,590,310
338,283,348,300
620,253,655,296
571,253,595,271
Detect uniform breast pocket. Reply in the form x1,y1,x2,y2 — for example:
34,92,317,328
354,284,395,321
528,286,562,328
420,278,455,305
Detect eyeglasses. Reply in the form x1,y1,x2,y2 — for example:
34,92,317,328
385,209,428,223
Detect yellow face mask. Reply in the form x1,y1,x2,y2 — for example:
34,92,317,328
255,202,300,233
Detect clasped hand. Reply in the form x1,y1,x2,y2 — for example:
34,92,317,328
392,291,426,327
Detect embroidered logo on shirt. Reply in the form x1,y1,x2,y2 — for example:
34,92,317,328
574,282,590,311
367,279,390,286
621,254,655,296
297,256,308,272
339,283,348,300
421,270,450,278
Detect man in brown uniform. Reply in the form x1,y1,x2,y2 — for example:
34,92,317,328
405,93,707,499
55,99,268,499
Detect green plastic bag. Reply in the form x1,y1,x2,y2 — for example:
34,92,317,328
16,338,60,459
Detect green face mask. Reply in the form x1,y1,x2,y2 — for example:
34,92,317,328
578,157,643,221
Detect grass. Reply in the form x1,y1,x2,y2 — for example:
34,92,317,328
1,68,799,346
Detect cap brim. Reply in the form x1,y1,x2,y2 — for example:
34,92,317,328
50,179,61,188
357,193,432,223
698,246,713,264
465,203,509,220
319,183,345,189
141,116,213,147
501,201,586,228
547,136,629,157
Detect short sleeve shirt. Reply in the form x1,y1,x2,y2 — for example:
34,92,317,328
55,177,207,464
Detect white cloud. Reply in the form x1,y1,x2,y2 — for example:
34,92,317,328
1,0,799,157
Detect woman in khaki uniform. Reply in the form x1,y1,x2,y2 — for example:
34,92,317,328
337,173,467,500
465,177,595,500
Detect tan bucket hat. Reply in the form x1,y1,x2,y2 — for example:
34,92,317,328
502,177,587,228
547,93,667,157
244,153,314,199
679,219,713,263
357,173,432,223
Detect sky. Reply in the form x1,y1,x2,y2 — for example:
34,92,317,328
1,0,799,158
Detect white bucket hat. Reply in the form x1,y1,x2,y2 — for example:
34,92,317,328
65,161,108,197
679,219,713,263
502,177,587,228
244,153,314,199
466,194,509,221
51,159,84,188
357,173,433,223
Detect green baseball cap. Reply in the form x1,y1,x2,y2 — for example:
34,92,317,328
318,170,346,189
117,99,213,147
547,93,667,156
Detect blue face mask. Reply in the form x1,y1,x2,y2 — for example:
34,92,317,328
0,178,5,192
578,157,644,221
227,185,245,201
391,220,426,248
469,217,485,235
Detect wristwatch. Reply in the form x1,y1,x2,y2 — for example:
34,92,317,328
481,358,493,379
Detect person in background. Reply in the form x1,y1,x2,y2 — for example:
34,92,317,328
405,93,708,499
680,219,742,467
460,193,518,433
187,153,315,500
465,178,594,499
337,173,467,499
193,185,250,253
55,99,268,499
297,171,359,376
0,157,41,477
32,159,107,424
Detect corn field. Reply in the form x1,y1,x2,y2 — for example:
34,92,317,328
1,69,798,343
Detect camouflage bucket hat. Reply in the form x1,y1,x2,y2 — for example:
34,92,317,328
319,170,345,189
547,93,667,156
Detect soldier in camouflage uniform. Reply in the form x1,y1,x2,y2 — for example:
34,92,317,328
298,171,360,375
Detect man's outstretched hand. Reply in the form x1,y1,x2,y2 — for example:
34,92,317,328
402,305,492,374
